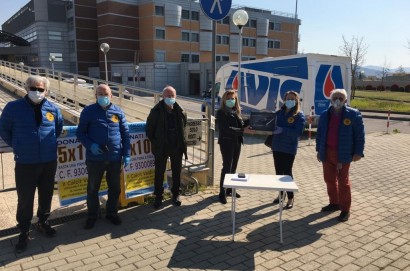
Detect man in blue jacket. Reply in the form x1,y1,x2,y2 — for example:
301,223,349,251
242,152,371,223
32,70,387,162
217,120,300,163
316,89,365,222
77,84,131,229
0,75,63,253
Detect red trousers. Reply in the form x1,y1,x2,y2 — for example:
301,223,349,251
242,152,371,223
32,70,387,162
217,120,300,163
322,148,351,212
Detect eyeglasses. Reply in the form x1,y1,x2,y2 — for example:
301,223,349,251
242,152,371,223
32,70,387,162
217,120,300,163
29,87,46,92
332,97,345,102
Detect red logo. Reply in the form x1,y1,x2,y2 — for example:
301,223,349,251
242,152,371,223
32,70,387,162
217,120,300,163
324,68,336,98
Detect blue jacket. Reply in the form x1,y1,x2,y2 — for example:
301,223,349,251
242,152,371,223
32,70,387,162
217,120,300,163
316,105,365,163
0,97,63,164
271,109,305,155
76,103,131,161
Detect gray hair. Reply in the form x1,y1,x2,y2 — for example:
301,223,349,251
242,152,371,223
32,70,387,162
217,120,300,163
162,85,176,96
330,89,347,100
25,75,50,90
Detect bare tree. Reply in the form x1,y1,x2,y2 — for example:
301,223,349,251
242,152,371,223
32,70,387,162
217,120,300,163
379,59,391,91
339,35,368,99
396,65,405,74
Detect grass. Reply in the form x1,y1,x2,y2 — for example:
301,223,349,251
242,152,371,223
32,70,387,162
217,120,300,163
351,90,410,113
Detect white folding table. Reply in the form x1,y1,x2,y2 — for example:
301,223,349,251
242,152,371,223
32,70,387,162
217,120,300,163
224,174,299,243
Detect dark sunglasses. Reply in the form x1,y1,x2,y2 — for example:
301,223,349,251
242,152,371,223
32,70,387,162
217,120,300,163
29,87,46,92
332,97,344,102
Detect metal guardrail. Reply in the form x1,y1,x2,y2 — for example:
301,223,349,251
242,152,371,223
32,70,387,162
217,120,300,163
0,60,213,193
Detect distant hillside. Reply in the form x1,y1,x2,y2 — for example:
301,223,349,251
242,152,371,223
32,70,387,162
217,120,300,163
360,66,410,78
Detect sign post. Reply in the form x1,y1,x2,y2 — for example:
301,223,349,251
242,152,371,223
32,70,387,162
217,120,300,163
199,0,232,186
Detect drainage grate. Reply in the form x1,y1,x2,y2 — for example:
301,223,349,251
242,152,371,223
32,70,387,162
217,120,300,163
0,211,87,238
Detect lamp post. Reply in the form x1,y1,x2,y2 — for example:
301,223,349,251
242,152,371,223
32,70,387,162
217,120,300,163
133,65,139,86
100,43,110,81
232,9,249,103
48,55,55,78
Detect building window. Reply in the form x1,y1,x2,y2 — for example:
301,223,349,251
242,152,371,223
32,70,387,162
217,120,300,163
67,17,74,31
218,16,230,25
191,11,199,20
216,35,229,45
181,54,189,63
155,5,164,16
269,22,282,31
249,19,257,28
66,1,73,10
155,51,165,62
156,28,165,39
182,31,190,41
48,31,62,40
242,38,249,47
191,33,199,42
191,54,199,63
216,55,229,62
268,40,281,49
182,9,190,19
250,38,256,47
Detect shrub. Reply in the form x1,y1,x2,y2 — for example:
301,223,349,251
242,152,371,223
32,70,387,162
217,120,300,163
405,85,410,93
390,84,399,92
365,84,373,90
399,87,405,92
376,85,385,91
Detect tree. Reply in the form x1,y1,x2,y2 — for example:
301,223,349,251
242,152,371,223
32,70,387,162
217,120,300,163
339,35,368,99
379,59,391,91
396,65,405,74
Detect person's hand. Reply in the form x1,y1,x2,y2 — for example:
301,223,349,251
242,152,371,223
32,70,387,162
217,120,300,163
90,143,104,155
273,126,283,135
352,154,362,162
123,156,131,168
316,152,321,162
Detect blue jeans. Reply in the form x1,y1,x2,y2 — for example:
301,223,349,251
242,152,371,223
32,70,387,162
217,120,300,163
85,160,121,218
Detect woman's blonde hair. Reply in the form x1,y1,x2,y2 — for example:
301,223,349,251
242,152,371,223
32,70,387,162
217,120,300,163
220,89,241,114
280,90,301,116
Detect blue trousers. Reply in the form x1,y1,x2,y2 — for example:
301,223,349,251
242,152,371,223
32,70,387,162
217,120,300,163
85,160,121,218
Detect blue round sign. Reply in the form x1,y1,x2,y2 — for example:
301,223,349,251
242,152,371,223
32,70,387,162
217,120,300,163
200,0,232,21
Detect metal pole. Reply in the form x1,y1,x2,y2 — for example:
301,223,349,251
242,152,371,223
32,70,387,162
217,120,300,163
238,26,242,103
209,20,216,186
104,53,108,81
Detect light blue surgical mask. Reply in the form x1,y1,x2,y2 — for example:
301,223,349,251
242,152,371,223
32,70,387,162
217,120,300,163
225,99,236,108
285,100,296,109
332,99,343,110
164,97,176,106
97,96,110,107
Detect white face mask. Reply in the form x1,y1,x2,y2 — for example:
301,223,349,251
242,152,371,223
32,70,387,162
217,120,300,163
28,91,45,104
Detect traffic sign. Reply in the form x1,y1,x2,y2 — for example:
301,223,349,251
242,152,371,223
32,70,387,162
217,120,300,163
200,0,232,21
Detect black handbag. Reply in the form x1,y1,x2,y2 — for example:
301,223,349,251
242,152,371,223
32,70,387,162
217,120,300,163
264,134,273,148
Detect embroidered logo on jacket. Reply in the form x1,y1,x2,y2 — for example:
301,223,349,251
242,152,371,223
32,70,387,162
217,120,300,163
46,112,54,121
343,118,351,126
287,117,295,124
111,114,119,123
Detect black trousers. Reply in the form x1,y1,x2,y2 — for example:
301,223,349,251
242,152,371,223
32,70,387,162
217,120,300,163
272,151,295,199
154,147,183,197
219,138,241,194
15,161,57,233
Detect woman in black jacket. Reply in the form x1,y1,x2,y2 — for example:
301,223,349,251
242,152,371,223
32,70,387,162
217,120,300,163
217,90,249,204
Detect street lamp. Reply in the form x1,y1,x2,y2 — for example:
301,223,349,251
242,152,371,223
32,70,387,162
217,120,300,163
49,55,55,78
100,43,110,81
133,65,139,86
232,9,249,103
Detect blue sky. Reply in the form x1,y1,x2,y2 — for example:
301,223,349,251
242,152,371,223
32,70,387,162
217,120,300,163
1,0,409,69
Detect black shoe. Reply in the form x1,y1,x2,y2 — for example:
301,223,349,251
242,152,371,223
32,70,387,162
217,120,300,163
171,195,181,206
273,193,286,204
226,188,241,198
285,198,294,209
15,232,29,254
154,196,163,209
338,211,350,222
219,193,227,204
321,204,340,212
35,221,56,237
84,218,96,230
106,215,122,225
